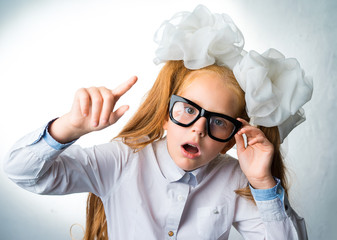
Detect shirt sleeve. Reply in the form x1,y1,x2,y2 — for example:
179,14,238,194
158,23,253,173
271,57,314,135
43,119,76,150
232,172,308,240
3,122,130,198
249,178,284,204
233,194,307,239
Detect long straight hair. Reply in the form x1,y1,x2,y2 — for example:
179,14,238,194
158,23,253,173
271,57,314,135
83,61,288,239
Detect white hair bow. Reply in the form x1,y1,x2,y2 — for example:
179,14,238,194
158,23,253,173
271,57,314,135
233,49,313,141
154,5,244,70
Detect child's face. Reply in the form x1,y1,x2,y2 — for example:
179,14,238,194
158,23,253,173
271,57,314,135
164,70,240,171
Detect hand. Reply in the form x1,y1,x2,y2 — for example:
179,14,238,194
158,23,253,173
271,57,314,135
234,118,276,189
49,76,138,143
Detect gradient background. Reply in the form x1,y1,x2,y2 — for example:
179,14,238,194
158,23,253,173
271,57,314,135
0,0,336,239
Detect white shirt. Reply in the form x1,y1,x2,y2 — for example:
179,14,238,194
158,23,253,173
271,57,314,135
3,125,307,240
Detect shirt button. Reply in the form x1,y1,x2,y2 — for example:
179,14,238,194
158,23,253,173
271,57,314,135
168,231,174,237
177,195,185,202
213,209,219,214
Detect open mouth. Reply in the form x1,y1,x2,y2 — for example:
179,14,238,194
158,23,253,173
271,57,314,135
182,143,199,154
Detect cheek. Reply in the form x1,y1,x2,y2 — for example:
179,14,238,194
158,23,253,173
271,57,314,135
220,139,235,154
206,141,228,155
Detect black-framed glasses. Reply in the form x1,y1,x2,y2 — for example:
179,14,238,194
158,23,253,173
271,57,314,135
169,95,242,142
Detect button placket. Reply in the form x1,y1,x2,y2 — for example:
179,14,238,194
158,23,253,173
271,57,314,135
165,182,190,239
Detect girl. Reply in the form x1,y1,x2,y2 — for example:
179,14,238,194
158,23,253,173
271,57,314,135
4,5,312,240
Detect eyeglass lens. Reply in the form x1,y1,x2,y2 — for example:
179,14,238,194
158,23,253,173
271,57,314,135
172,101,236,140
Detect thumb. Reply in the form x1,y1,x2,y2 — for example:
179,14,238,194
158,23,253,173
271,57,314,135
234,133,246,154
108,105,130,125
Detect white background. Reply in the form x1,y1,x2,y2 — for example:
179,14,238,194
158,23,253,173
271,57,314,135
0,0,336,239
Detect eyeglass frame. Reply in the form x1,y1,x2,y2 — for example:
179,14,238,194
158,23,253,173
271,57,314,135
168,94,242,142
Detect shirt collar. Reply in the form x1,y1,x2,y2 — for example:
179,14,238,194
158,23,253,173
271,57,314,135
189,165,208,186
155,137,208,187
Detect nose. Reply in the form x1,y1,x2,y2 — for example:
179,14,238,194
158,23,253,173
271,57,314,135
191,117,207,137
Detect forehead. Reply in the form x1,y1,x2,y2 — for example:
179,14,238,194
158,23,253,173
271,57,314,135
178,70,240,117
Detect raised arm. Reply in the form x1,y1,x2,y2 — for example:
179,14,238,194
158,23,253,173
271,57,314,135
4,76,137,196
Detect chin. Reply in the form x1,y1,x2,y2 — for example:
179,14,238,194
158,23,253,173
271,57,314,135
176,161,194,171
182,167,195,172
179,162,201,172
175,157,206,171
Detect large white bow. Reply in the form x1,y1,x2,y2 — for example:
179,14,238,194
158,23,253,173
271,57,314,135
233,49,313,141
154,5,244,70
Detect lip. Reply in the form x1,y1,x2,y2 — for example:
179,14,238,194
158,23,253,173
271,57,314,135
181,142,201,159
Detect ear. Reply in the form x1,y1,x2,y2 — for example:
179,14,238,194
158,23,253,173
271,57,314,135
220,138,236,154
163,111,171,130
163,118,168,130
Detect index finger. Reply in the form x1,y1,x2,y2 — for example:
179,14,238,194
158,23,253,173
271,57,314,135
237,118,250,127
236,118,268,144
111,76,138,99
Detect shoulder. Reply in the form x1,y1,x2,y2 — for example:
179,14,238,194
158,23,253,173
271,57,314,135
93,138,134,157
92,137,158,163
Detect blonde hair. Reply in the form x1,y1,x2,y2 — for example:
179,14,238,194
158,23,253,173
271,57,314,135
84,61,288,239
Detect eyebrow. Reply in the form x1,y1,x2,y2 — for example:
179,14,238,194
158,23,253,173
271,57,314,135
176,95,234,118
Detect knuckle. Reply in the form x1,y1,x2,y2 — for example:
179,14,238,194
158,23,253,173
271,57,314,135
76,88,87,95
105,93,115,102
98,87,115,101
92,97,103,105
98,86,108,91
87,86,98,93
76,88,89,100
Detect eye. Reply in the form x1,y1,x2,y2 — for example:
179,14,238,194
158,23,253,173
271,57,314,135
185,106,196,115
211,117,227,128
214,119,224,126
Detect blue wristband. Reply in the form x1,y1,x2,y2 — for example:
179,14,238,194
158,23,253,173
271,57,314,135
249,178,284,203
42,119,76,150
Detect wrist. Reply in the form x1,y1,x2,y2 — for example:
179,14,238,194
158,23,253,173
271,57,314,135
49,114,85,143
249,175,276,189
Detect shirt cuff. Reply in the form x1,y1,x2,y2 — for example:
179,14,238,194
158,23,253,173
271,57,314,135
250,178,289,221
249,178,284,203
42,119,76,150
